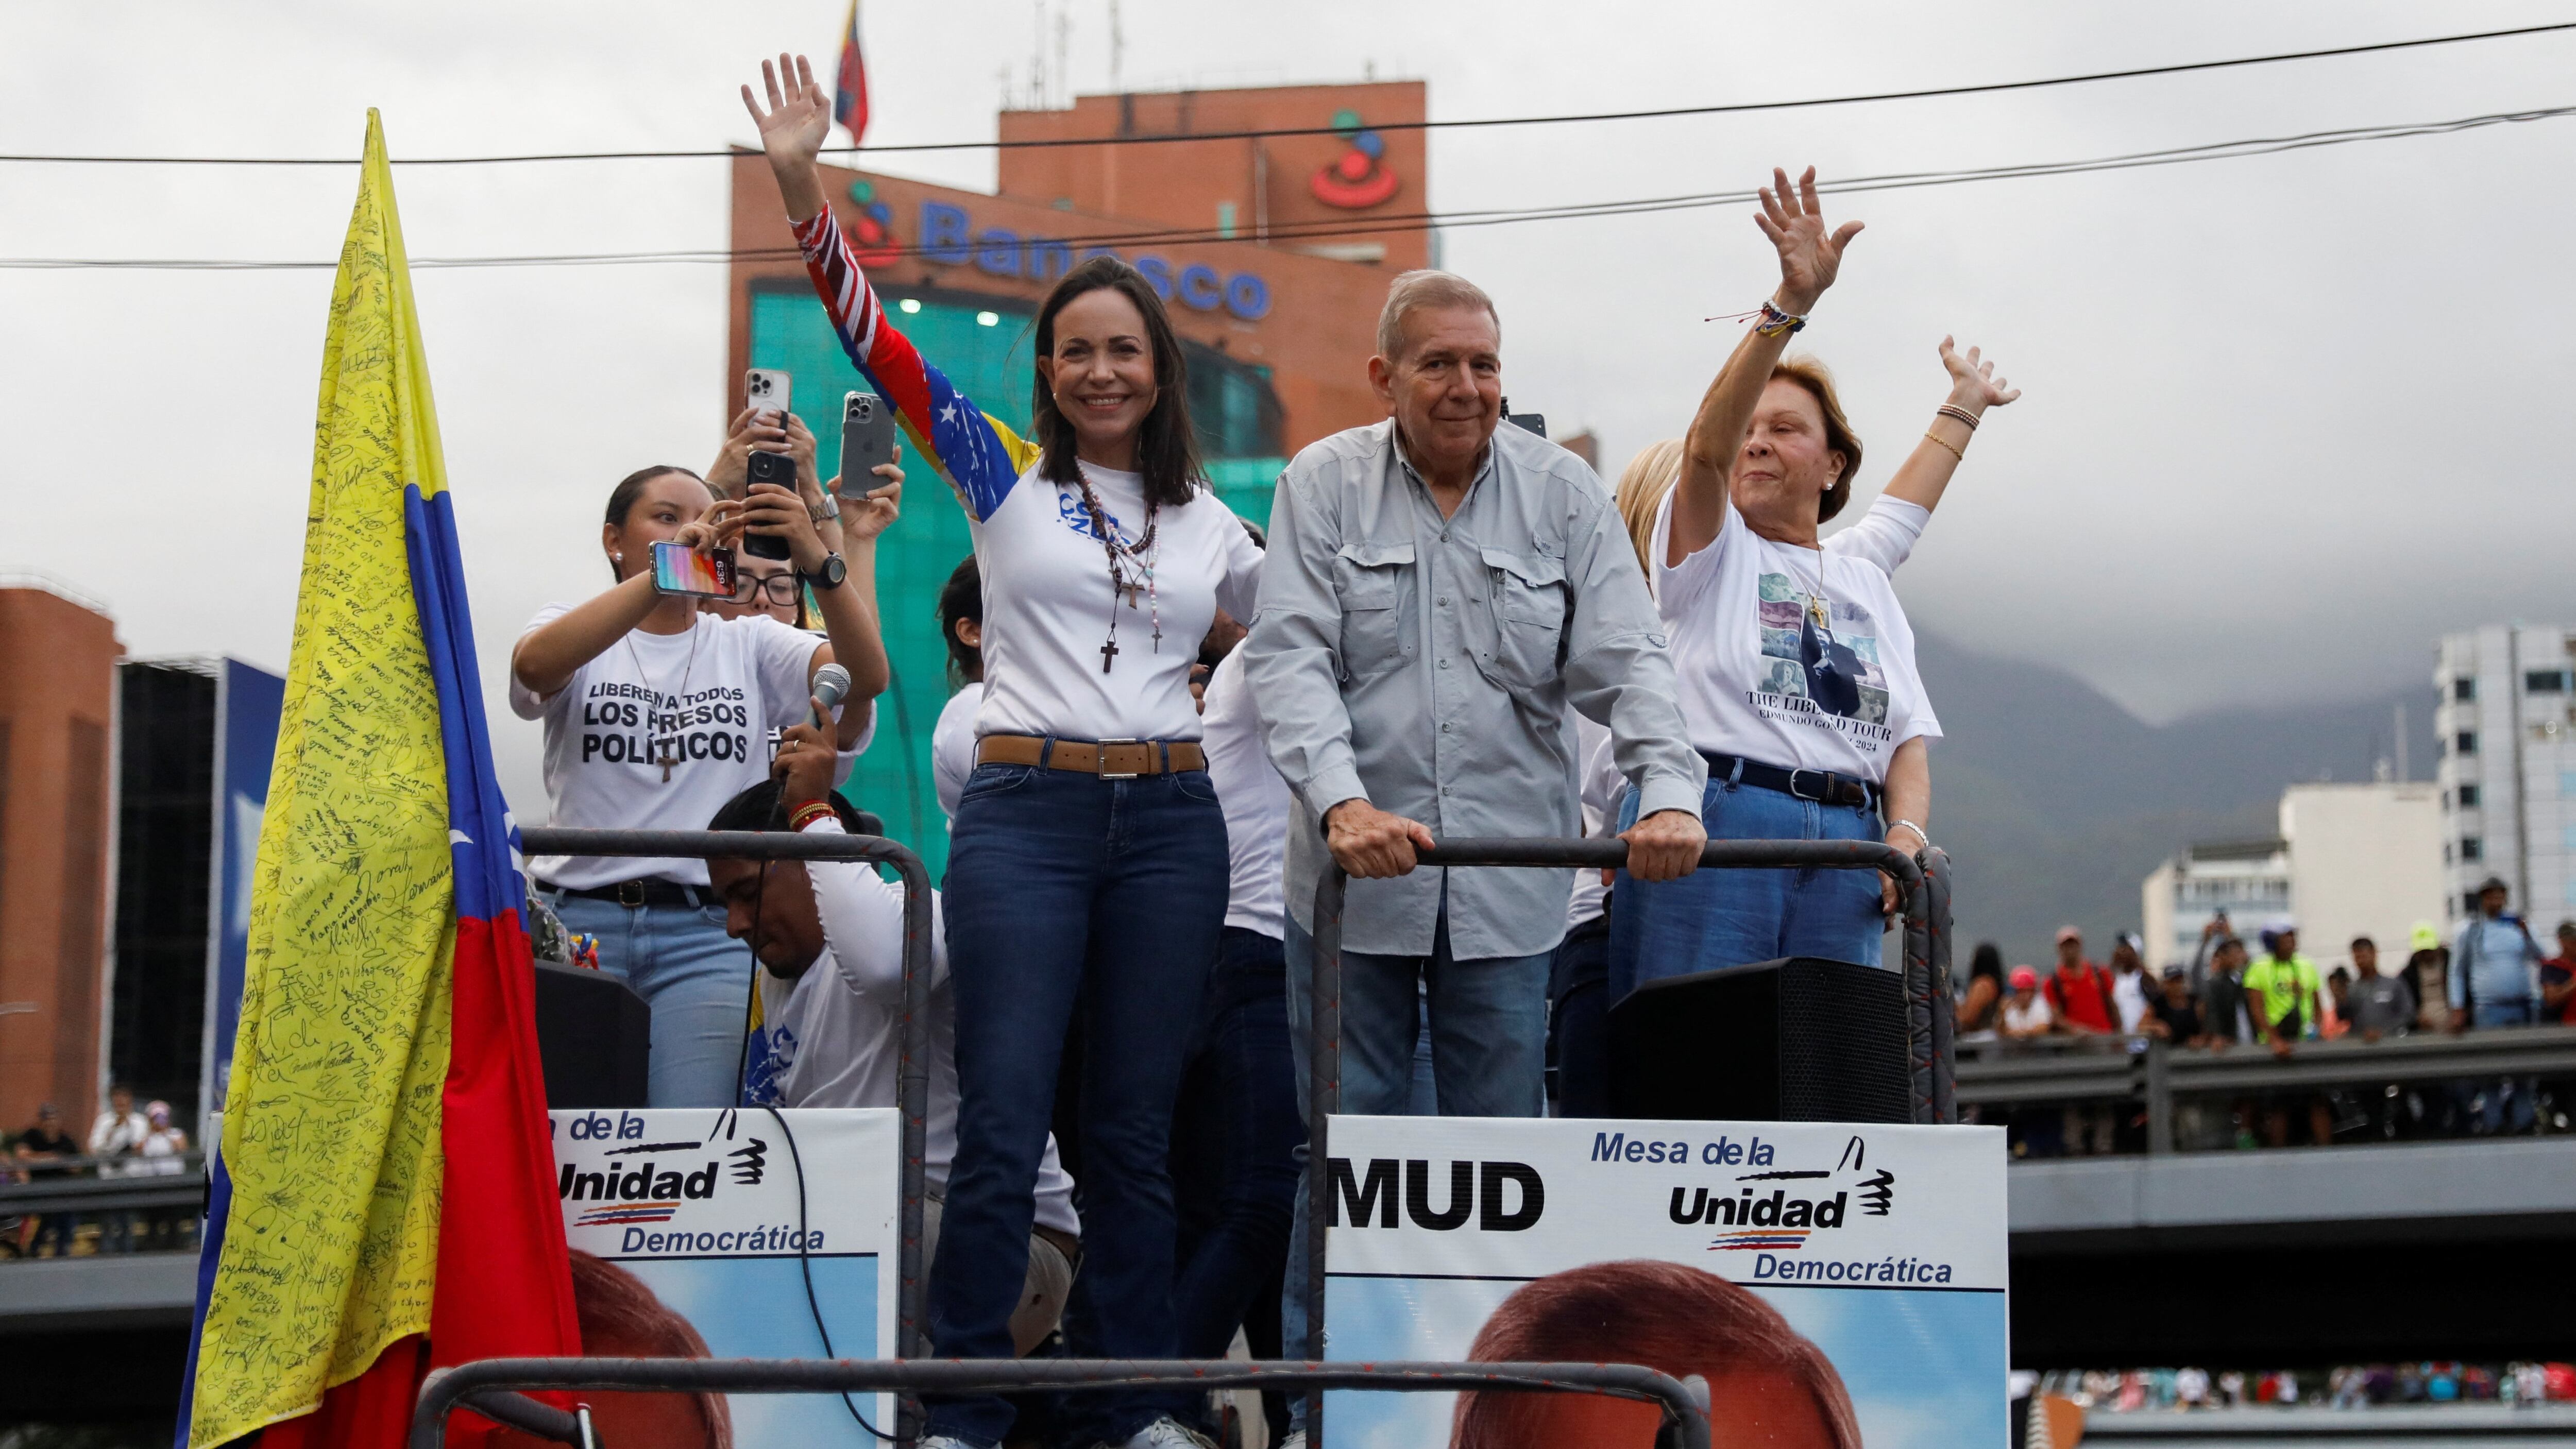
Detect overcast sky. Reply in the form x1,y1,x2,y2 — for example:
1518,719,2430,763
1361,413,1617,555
8,1,2576,809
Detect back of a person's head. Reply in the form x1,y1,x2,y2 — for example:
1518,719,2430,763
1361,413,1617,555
567,1250,733,1449
707,777,865,836
938,554,982,686
1612,440,1685,574
1970,943,2005,982
1450,1259,1860,1449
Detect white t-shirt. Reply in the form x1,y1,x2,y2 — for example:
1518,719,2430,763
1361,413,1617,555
932,681,985,820
1823,495,1929,575
2112,968,2150,1034
972,461,1263,743
1200,649,1292,937
1560,492,1933,928
140,1126,189,1175
2001,994,2055,1036
511,608,870,888
743,819,1079,1235
1650,492,1940,782
1567,714,1624,929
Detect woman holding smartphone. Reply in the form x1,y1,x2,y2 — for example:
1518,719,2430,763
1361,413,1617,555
510,459,899,1108
747,55,1261,1449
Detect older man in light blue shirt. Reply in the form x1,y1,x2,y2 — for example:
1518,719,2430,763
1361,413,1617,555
1247,268,1707,1433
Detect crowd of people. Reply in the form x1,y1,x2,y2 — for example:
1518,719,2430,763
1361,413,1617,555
461,50,2024,1449
1957,882,2576,1156
2030,1361,2576,1413
1,1084,193,1259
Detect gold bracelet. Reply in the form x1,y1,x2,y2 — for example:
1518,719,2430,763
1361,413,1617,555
1922,430,1965,464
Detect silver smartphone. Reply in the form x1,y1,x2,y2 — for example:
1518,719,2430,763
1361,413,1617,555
744,367,792,424
838,391,897,499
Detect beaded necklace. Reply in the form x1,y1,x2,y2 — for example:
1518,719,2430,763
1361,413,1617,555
1069,471,1161,673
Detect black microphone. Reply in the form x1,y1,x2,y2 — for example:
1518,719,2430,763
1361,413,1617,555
809,663,851,730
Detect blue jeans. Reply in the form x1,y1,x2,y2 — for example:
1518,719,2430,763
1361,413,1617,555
1279,906,1551,1424
1171,927,1306,1366
932,763,1227,1448
1548,912,1614,1117
2461,1000,2539,1133
545,892,751,1108
1607,773,1884,1003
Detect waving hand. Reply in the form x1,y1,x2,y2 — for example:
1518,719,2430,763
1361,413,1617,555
1754,166,1864,316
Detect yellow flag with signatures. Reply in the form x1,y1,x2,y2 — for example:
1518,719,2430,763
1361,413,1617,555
185,109,455,1449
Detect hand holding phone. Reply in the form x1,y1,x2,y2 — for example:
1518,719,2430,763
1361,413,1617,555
743,369,796,559
651,541,738,598
839,391,897,500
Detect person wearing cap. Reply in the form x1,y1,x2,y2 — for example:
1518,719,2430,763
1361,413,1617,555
2043,928,2117,1035
2244,919,2323,1047
2450,877,2547,1135
2244,922,2332,1147
2108,932,2151,1035
1998,965,2055,1041
2403,921,2450,1033
2450,877,2546,1032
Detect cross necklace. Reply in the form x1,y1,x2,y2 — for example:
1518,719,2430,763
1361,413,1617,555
1070,476,1161,674
623,620,702,782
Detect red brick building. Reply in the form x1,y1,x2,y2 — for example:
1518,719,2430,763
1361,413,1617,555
0,581,122,1131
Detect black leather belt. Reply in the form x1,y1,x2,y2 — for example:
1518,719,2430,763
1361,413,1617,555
540,878,716,910
1702,752,1880,810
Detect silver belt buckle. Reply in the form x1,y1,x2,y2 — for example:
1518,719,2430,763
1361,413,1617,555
1096,737,1142,780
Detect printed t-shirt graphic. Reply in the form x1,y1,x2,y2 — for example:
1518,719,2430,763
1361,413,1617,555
1651,492,1939,780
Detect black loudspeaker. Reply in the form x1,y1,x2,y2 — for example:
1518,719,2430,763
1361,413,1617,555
1606,957,1909,1123
533,961,652,1109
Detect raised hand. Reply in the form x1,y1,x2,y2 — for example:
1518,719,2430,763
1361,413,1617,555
1752,166,1863,316
843,448,904,544
672,499,745,554
741,54,833,179
1939,337,2021,413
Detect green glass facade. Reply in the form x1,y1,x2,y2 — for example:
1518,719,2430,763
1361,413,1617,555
747,282,1286,879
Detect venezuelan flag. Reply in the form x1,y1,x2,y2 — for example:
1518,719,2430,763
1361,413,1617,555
834,0,870,142
174,110,580,1449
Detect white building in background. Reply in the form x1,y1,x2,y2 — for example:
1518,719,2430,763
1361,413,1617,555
2142,782,2444,972
2437,624,2576,926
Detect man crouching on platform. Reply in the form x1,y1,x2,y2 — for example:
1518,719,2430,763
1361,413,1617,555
709,711,1081,1356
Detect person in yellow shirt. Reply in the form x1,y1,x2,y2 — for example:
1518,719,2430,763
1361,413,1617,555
2244,918,2331,1147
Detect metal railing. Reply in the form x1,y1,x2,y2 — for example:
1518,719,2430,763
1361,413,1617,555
0,1151,206,1218
1301,837,1955,1446
413,1356,1715,1449
520,826,1956,1448
1954,1025,2576,1153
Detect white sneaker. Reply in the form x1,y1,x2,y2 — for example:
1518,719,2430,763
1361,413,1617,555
1110,1417,1218,1449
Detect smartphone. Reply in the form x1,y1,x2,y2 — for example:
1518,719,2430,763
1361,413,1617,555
839,391,897,499
651,541,738,598
740,452,796,560
744,368,792,422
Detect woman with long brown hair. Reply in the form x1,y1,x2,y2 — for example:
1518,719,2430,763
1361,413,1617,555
745,55,1262,1449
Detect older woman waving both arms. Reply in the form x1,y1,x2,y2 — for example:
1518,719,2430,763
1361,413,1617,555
1607,166,2018,1002
745,56,1262,1449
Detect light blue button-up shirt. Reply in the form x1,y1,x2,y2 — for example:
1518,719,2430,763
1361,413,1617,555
1244,419,1705,959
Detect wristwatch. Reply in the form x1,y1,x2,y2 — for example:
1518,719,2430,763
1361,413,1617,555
801,551,848,590
808,492,841,524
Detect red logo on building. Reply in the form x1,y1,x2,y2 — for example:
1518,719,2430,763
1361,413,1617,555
1310,110,1400,211
845,180,901,268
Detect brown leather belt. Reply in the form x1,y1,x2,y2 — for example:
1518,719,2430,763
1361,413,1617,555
976,734,1207,778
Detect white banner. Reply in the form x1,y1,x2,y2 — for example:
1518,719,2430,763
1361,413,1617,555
551,1107,900,1446
1322,1116,2010,1448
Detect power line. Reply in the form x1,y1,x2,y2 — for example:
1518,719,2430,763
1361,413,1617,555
5,101,2569,272
3,20,2572,167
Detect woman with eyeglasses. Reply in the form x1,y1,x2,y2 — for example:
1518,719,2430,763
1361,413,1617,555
747,54,1263,1449
1606,166,2017,1000
509,453,901,1108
